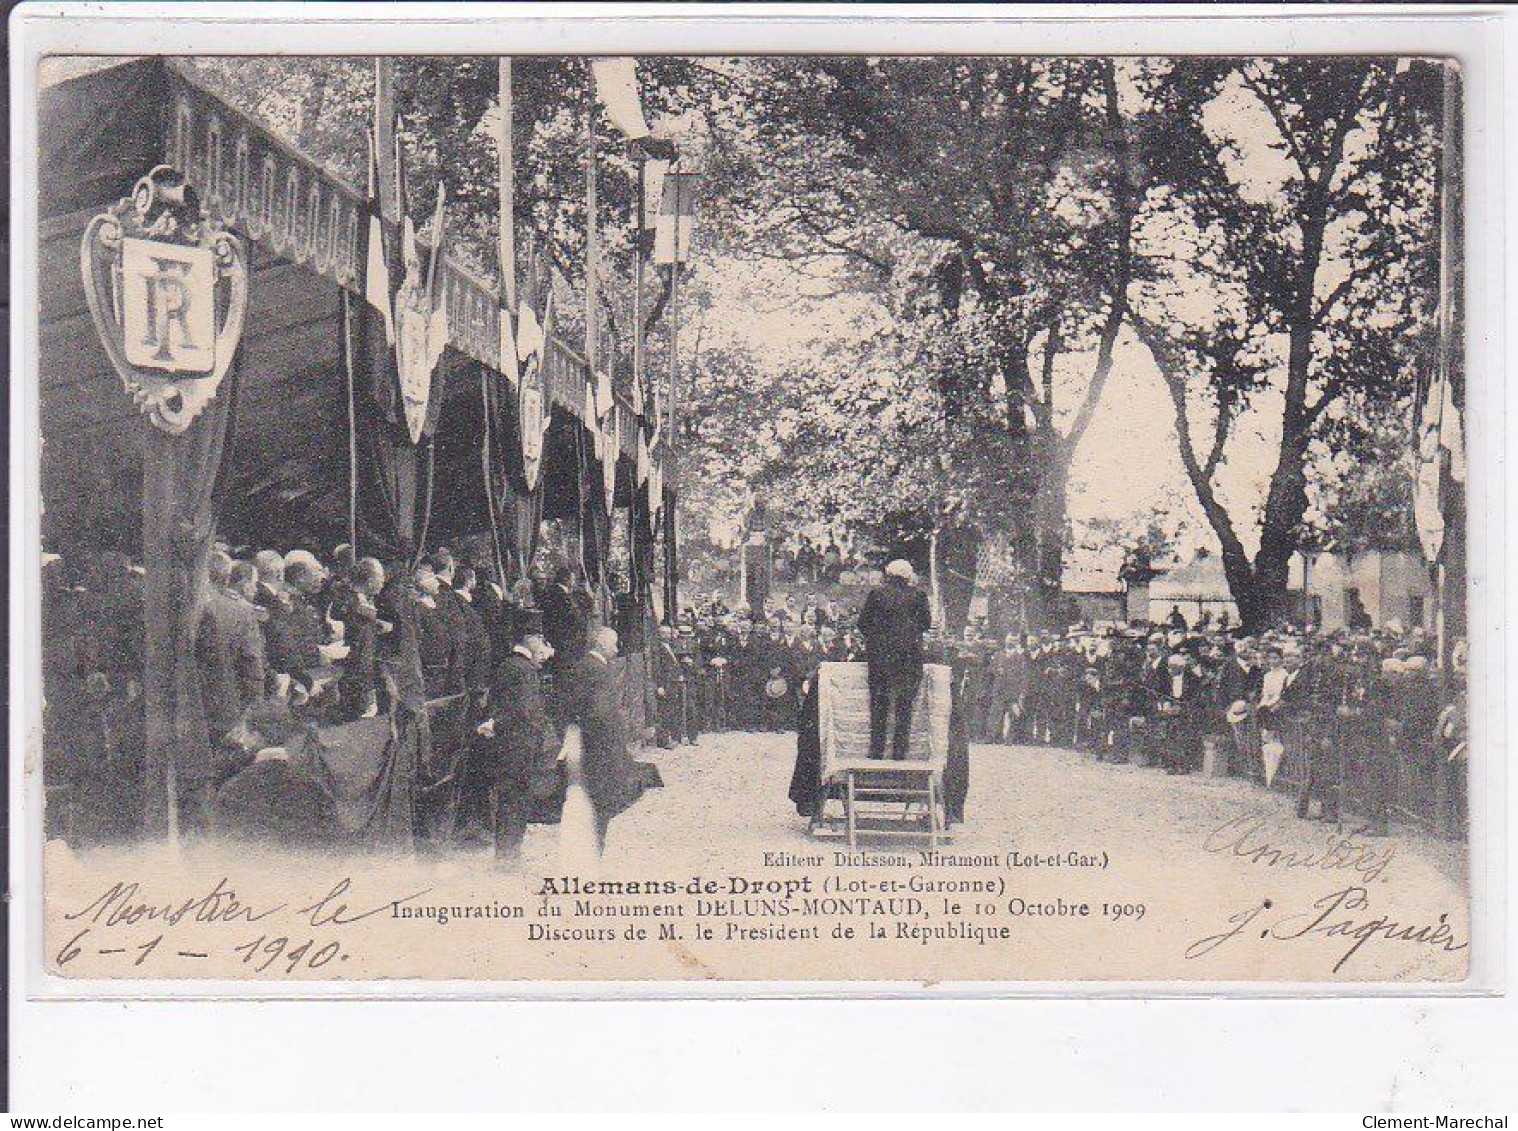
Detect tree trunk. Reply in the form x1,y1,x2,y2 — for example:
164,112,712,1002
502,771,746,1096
1032,442,1067,622
1247,204,1325,631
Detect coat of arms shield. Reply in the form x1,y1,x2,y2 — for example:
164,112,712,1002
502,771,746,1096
79,166,248,434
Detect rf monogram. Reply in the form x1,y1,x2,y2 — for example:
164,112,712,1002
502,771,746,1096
139,255,197,361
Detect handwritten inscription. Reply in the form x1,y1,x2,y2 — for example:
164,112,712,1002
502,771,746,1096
1202,811,1397,885
1185,885,1467,973
55,876,433,975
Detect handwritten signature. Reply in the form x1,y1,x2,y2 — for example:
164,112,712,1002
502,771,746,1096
1203,811,1396,884
1184,885,1467,973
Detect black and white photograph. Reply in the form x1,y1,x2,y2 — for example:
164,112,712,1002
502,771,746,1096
22,39,1479,987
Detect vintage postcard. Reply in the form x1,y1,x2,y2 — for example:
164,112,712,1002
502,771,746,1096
27,49,1475,988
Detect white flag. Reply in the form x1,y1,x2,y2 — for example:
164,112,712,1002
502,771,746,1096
591,57,650,141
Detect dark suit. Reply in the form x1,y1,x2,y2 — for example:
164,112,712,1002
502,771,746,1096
414,594,455,699
482,649,558,857
446,589,494,695
654,638,683,748
1155,667,1206,773
985,649,1029,743
857,576,932,759
330,582,380,719
540,582,590,668
563,653,653,845
260,589,325,692
1218,658,1264,776
196,589,266,743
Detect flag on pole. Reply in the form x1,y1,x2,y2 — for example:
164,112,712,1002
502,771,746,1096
1414,369,1466,564
648,442,665,522
591,57,650,141
642,159,669,230
393,179,450,445
516,291,545,364
595,365,614,421
1442,378,1466,484
362,132,395,346
584,381,603,461
653,167,699,264
518,286,553,492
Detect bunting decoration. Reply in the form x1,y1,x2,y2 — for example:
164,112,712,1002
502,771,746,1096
603,407,620,513
517,287,553,491
394,182,451,444
647,436,665,523
584,380,603,462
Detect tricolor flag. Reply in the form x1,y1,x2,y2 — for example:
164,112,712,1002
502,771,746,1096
1414,369,1466,563
653,167,700,265
362,131,395,346
591,57,650,141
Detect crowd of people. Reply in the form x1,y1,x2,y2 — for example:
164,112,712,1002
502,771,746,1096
43,541,1469,853
43,542,660,860
649,581,1468,838
649,589,868,744
941,617,1468,836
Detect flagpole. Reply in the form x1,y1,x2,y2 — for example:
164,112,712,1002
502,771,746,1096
498,57,516,310
375,58,396,220
585,82,599,373
489,57,514,592
584,73,604,615
1434,61,1458,672
342,290,359,555
663,191,682,626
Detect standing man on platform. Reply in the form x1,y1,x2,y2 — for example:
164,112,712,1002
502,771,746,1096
857,559,933,760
